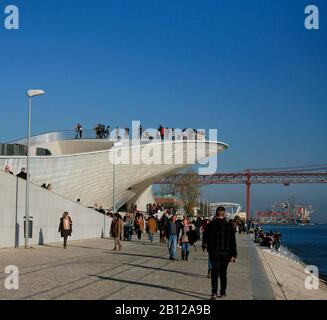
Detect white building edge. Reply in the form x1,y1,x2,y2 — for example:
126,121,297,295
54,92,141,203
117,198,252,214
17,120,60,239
1,131,228,211
0,131,228,248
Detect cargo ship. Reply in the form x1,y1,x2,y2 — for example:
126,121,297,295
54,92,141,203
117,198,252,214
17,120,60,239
255,198,314,225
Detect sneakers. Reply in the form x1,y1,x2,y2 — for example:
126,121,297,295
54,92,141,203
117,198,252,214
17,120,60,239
211,293,218,300
210,292,227,300
169,257,179,261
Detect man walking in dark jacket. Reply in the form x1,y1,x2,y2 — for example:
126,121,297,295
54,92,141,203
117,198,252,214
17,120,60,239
203,206,237,300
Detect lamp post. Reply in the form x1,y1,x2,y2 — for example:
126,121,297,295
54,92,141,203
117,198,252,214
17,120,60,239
25,89,45,249
112,141,122,216
103,141,122,239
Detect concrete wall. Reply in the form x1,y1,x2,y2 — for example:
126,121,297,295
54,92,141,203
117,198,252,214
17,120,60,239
0,171,112,248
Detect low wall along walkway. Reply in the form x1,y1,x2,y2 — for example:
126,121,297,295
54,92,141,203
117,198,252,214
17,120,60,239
0,171,111,248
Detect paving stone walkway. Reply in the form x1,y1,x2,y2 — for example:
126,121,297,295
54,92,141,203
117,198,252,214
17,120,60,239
0,234,274,300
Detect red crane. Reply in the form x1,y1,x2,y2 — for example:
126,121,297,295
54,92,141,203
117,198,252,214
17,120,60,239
155,165,327,219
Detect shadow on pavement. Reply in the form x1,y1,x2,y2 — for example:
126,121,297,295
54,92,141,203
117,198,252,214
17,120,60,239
125,263,207,279
107,251,169,261
89,274,209,300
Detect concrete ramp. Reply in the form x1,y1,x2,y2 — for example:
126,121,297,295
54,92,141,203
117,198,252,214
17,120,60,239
0,171,111,248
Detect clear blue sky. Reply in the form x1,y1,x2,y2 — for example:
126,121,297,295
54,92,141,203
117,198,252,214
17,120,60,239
1,0,326,220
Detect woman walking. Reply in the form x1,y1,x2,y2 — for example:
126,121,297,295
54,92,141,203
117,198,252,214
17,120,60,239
58,212,72,249
134,212,144,240
111,213,123,251
179,218,191,261
123,213,133,241
146,214,157,242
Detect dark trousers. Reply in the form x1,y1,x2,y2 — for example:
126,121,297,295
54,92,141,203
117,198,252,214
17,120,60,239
209,251,230,295
137,229,142,240
63,230,70,247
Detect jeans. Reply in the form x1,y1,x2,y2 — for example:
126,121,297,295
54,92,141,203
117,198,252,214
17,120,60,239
124,225,133,241
63,229,70,247
208,258,212,271
209,251,230,295
168,235,177,259
148,233,154,242
181,243,190,259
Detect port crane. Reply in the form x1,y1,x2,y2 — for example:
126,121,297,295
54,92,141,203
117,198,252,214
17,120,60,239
155,164,327,219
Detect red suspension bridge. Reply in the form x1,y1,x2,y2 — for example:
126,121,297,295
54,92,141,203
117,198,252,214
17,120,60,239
155,164,327,219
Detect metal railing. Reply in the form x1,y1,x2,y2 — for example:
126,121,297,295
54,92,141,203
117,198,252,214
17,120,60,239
7,128,208,147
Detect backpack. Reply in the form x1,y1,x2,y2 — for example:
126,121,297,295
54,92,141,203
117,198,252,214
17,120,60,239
187,230,199,245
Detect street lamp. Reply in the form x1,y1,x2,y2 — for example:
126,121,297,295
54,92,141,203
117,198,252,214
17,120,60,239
112,141,122,215
103,141,122,239
25,89,45,248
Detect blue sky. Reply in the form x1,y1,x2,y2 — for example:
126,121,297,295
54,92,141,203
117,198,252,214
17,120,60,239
1,0,326,220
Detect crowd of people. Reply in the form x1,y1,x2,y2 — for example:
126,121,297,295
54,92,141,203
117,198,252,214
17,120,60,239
1,163,257,300
54,206,238,300
94,124,111,139
107,208,202,261
103,205,285,300
32,196,261,300
73,123,206,141
249,225,282,251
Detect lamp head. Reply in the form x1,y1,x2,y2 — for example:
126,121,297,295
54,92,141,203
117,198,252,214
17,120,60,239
26,89,45,97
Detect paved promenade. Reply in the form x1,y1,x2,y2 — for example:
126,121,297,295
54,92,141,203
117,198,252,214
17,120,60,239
0,234,274,300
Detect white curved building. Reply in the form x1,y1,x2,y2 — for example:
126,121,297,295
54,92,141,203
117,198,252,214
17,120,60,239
1,131,228,211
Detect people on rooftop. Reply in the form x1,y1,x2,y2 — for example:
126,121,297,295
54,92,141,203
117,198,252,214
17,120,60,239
4,165,13,174
17,167,27,180
75,123,83,139
95,124,110,139
73,123,205,142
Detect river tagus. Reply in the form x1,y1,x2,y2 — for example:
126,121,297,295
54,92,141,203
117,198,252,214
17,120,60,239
262,224,327,279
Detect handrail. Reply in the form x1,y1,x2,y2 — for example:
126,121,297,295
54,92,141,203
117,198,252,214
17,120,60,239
7,129,112,145
6,128,208,147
